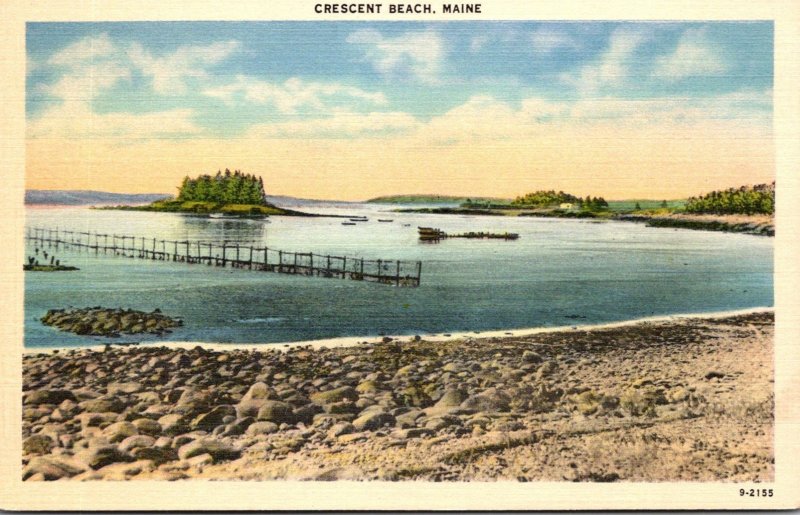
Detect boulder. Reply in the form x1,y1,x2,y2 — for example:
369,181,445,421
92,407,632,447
245,421,279,436
460,388,511,413
132,418,162,436
157,414,189,436
79,397,125,414
310,386,358,405
256,401,296,424
236,382,276,418
106,382,143,395
191,405,236,431
177,438,240,462
23,389,76,406
22,456,86,481
352,411,395,431
102,421,138,443
118,434,156,453
23,434,54,455
131,446,177,465
74,444,132,470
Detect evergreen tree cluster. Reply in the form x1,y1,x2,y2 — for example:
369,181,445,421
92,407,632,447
177,169,267,205
511,190,608,211
582,196,609,211
511,190,581,207
684,182,774,215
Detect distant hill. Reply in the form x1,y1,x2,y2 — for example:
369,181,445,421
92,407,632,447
367,194,511,205
26,190,170,206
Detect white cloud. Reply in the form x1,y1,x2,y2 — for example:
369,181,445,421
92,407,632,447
127,40,241,95
346,29,443,84
246,110,419,138
530,28,579,54
48,33,116,67
560,27,648,95
27,101,201,140
39,62,131,101
203,75,387,114
652,28,728,81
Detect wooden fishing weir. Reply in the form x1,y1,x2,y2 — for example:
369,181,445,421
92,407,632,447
26,227,422,287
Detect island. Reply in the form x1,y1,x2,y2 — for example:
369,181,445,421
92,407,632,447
101,170,320,217
393,184,775,236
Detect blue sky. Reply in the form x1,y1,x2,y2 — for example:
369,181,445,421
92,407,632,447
27,21,772,136
25,21,775,199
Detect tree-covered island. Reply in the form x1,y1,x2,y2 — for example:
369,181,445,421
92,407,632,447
102,170,316,217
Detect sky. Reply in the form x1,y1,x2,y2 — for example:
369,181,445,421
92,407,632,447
26,21,774,200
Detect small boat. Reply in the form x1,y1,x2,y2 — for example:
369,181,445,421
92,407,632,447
377,219,394,222
342,222,357,226
349,217,368,222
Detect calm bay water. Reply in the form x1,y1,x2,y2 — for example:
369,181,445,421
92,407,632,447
24,204,774,348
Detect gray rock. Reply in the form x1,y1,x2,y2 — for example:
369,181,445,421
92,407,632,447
256,400,295,424
522,350,543,363
131,446,177,465
236,382,276,418
460,388,511,412
22,456,86,481
157,414,189,436
23,389,76,406
310,386,358,405
245,421,279,436
102,421,138,443
191,405,236,431
74,444,132,470
132,418,162,436
23,434,54,455
352,411,395,431
327,421,356,438
118,434,156,453
106,382,143,395
75,412,118,429
292,404,323,425
79,397,125,414
177,438,240,461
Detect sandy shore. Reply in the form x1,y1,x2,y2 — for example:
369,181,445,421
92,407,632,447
22,310,774,481
26,306,775,355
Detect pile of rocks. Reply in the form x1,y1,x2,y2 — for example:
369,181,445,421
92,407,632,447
40,307,183,337
21,311,774,481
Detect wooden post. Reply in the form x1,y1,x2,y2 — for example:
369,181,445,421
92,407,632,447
278,250,283,271
342,256,347,279
396,260,400,286
360,258,364,278
235,244,240,267
264,247,268,269
293,252,297,273
173,241,178,261
417,261,422,285
222,242,227,267
377,259,382,282
248,245,253,269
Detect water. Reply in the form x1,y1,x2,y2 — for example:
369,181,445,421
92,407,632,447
24,204,774,348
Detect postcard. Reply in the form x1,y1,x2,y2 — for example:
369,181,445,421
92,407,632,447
1,0,798,510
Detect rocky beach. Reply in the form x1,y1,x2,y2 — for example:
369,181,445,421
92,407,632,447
21,310,774,482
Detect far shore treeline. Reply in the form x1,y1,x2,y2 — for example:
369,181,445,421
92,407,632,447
177,169,267,205
684,182,774,215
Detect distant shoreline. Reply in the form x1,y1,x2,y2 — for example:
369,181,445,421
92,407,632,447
394,206,774,236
